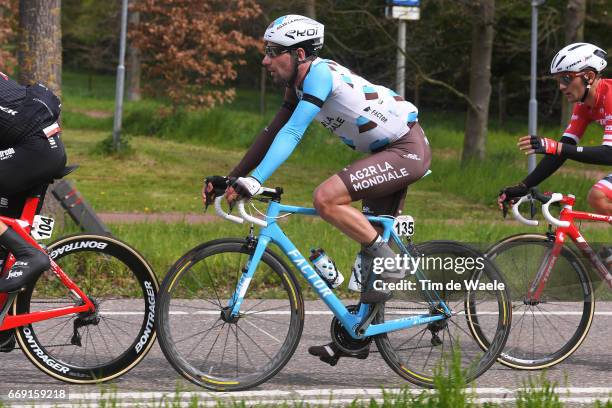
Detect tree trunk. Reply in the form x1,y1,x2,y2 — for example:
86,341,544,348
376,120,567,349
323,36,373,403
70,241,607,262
462,0,495,163
305,0,316,19
126,1,141,101
18,0,64,221
18,0,62,93
561,0,586,126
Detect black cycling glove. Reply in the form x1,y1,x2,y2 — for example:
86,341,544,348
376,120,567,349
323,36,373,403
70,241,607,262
203,176,229,210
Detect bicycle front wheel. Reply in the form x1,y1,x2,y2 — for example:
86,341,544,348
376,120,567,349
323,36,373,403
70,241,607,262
375,240,511,387
484,233,594,370
14,234,159,383
157,238,304,391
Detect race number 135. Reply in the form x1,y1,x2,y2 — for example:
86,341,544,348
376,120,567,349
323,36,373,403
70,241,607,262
393,215,414,236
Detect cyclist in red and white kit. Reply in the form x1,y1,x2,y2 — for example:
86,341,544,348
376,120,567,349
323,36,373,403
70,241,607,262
498,43,611,263
500,43,611,210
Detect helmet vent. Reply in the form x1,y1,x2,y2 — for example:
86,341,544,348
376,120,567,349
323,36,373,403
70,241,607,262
554,55,566,69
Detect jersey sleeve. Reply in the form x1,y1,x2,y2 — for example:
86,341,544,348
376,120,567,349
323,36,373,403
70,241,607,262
251,63,333,183
562,103,591,143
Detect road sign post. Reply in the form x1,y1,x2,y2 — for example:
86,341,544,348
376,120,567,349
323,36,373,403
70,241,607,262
385,1,420,98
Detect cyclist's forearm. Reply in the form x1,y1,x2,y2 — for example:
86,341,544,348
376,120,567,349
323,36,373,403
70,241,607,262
558,144,612,165
522,155,567,187
228,105,294,178
522,136,576,187
251,101,320,183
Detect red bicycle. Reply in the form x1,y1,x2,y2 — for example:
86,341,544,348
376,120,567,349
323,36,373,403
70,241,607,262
0,165,159,383
480,188,611,370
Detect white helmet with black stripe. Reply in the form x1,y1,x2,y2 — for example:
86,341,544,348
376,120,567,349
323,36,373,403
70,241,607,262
264,15,324,54
550,42,607,74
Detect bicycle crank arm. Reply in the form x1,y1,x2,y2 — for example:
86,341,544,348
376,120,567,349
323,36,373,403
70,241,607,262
356,303,381,336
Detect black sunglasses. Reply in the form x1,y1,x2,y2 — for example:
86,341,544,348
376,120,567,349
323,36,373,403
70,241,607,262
264,45,290,58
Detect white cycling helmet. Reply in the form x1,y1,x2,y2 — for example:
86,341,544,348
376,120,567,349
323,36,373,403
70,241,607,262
550,42,607,74
264,14,324,53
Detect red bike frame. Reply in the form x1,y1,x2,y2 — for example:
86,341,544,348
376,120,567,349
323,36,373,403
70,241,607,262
527,194,612,301
0,195,95,330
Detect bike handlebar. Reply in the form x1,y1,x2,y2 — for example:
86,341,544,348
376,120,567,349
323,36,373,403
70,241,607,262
213,192,271,228
541,193,570,228
511,189,570,228
512,195,539,226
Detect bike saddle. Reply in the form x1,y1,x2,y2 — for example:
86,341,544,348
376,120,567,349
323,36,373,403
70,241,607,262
53,164,79,181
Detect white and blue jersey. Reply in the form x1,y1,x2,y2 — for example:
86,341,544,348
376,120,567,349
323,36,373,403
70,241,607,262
251,58,418,183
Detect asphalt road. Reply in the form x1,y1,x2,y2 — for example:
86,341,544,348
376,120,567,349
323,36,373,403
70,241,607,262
2,300,612,406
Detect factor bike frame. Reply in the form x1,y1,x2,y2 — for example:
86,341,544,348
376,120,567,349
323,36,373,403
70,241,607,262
219,198,458,340
0,195,95,331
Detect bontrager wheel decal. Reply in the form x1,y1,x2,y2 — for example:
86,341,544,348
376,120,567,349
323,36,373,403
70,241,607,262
14,234,159,384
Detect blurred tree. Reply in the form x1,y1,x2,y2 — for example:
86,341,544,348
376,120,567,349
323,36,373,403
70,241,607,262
126,0,141,101
18,0,63,220
463,0,495,163
62,0,119,79
305,0,316,18
18,0,62,93
561,0,586,125
132,0,261,109
0,1,18,73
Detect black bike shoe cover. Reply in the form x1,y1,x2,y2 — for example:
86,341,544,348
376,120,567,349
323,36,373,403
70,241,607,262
0,228,50,293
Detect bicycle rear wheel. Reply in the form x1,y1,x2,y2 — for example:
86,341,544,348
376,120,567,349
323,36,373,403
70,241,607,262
14,234,159,383
156,238,304,391
483,233,594,370
375,240,511,387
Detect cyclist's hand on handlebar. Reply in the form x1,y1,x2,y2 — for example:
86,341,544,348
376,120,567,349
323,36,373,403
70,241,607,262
202,176,229,210
518,135,561,156
498,182,529,215
224,186,239,205
232,176,263,199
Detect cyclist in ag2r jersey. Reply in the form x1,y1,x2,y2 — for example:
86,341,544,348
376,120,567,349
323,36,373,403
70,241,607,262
202,14,432,364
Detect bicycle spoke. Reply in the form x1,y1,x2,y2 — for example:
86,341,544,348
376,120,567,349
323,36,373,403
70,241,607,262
174,320,223,345
186,319,223,360
200,322,226,372
235,322,273,361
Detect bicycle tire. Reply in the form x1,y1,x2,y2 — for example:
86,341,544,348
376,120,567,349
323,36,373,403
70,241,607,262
481,233,594,370
375,240,512,387
14,234,159,383
157,238,304,391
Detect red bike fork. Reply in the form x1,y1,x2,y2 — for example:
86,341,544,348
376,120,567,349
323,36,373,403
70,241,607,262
527,232,565,301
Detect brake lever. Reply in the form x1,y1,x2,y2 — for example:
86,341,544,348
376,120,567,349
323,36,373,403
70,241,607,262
529,199,537,219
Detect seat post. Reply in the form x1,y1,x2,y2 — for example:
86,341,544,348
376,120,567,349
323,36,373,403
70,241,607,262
19,184,48,224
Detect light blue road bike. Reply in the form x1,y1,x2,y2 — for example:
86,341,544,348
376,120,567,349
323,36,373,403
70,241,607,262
156,186,511,391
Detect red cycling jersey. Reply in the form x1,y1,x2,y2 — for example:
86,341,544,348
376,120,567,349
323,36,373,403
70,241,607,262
563,78,612,147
